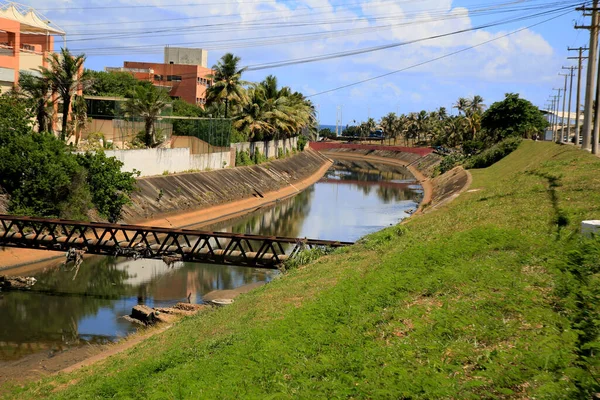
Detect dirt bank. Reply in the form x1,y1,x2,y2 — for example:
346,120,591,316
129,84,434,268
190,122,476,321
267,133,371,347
0,150,333,274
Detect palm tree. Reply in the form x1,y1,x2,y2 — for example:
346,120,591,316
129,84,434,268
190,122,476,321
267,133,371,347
469,95,486,115
18,72,52,133
380,112,397,144
124,85,171,147
234,86,273,140
39,48,90,141
71,94,88,145
206,53,249,118
453,97,470,116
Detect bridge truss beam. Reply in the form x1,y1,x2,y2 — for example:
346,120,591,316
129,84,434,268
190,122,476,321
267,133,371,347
0,215,353,269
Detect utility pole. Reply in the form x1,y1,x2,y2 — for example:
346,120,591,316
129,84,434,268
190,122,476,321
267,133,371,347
559,73,569,142
553,89,563,142
568,47,589,144
562,66,577,143
575,1,599,150
550,96,556,140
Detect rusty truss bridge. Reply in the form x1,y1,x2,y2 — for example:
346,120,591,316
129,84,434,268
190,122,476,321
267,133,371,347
0,215,353,269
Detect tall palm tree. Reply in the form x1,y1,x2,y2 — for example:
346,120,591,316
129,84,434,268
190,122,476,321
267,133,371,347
380,112,397,144
206,53,249,118
453,97,470,116
18,72,52,133
124,85,171,147
234,86,273,140
39,48,90,141
469,95,486,115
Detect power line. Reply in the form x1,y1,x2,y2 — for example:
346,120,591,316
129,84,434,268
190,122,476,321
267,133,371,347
306,9,575,98
66,0,581,56
245,3,583,71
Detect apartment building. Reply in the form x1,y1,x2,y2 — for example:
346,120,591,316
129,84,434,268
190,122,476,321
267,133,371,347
106,47,213,106
0,2,65,93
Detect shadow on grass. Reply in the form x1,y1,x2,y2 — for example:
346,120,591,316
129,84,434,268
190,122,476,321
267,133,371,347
525,170,569,237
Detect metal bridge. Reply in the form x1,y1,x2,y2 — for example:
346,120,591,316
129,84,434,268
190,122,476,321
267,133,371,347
0,215,353,269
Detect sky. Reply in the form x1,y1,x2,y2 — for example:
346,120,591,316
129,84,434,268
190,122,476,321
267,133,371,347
26,0,589,125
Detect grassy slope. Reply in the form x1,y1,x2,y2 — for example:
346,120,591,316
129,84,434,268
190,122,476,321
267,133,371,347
6,142,600,399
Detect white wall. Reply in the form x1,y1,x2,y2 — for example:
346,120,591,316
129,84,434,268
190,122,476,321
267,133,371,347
104,137,299,176
105,148,231,177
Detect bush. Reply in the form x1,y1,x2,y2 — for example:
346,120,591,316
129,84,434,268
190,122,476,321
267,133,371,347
235,149,253,166
277,147,285,159
436,153,466,175
76,152,138,223
297,135,307,151
465,137,522,169
252,150,267,165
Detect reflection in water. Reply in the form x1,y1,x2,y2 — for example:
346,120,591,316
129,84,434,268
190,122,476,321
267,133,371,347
0,160,422,361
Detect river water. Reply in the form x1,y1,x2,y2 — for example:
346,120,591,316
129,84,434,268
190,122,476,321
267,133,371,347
0,159,422,362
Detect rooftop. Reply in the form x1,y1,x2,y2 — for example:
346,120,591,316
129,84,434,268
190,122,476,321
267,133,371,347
0,1,65,35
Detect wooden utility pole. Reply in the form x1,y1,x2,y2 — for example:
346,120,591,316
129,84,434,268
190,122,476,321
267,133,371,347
562,66,577,143
559,73,569,142
575,1,599,150
553,89,563,141
568,47,589,144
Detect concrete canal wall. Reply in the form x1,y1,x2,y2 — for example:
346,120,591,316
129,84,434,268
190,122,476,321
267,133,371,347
123,149,332,223
320,146,470,213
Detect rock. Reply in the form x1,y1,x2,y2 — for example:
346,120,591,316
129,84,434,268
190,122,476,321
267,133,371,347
210,299,234,306
122,315,147,327
174,303,207,312
0,276,37,291
130,305,158,325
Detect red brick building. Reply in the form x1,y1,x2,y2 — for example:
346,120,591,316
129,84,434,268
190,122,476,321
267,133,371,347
107,47,213,106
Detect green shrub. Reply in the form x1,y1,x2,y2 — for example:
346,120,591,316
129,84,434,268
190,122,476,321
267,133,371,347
465,137,522,169
235,149,253,166
436,153,466,175
297,135,308,151
277,147,285,159
252,150,267,165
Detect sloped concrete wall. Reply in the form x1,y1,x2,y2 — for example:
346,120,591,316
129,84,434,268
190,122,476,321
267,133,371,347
123,149,330,222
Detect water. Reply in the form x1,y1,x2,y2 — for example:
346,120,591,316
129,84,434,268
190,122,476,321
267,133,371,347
0,159,422,361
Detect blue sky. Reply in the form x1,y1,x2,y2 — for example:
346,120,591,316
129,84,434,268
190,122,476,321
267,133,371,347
29,0,586,124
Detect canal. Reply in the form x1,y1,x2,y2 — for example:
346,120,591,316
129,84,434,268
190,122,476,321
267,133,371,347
0,159,422,362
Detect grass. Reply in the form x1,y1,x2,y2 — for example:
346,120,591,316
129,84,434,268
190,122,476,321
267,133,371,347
4,141,600,399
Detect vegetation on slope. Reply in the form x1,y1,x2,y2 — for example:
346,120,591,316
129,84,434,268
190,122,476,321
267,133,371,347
5,141,600,399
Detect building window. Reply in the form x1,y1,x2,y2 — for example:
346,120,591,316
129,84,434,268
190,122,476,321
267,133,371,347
167,75,182,82
170,96,180,100
154,74,163,81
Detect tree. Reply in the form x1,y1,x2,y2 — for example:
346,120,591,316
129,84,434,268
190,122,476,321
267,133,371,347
76,152,138,223
481,93,548,144
454,97,470,116
234,86,273,140
172,99,205,136
124,85,171,147
85,70,152,97
0,96,91,219
18,72,52,133
380,113,397,143
39,48,90,141
206,53,249,118
319,128,336,139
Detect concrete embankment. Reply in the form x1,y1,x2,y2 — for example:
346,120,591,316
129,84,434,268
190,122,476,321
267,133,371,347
321,147,470,212
0,150,333,272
